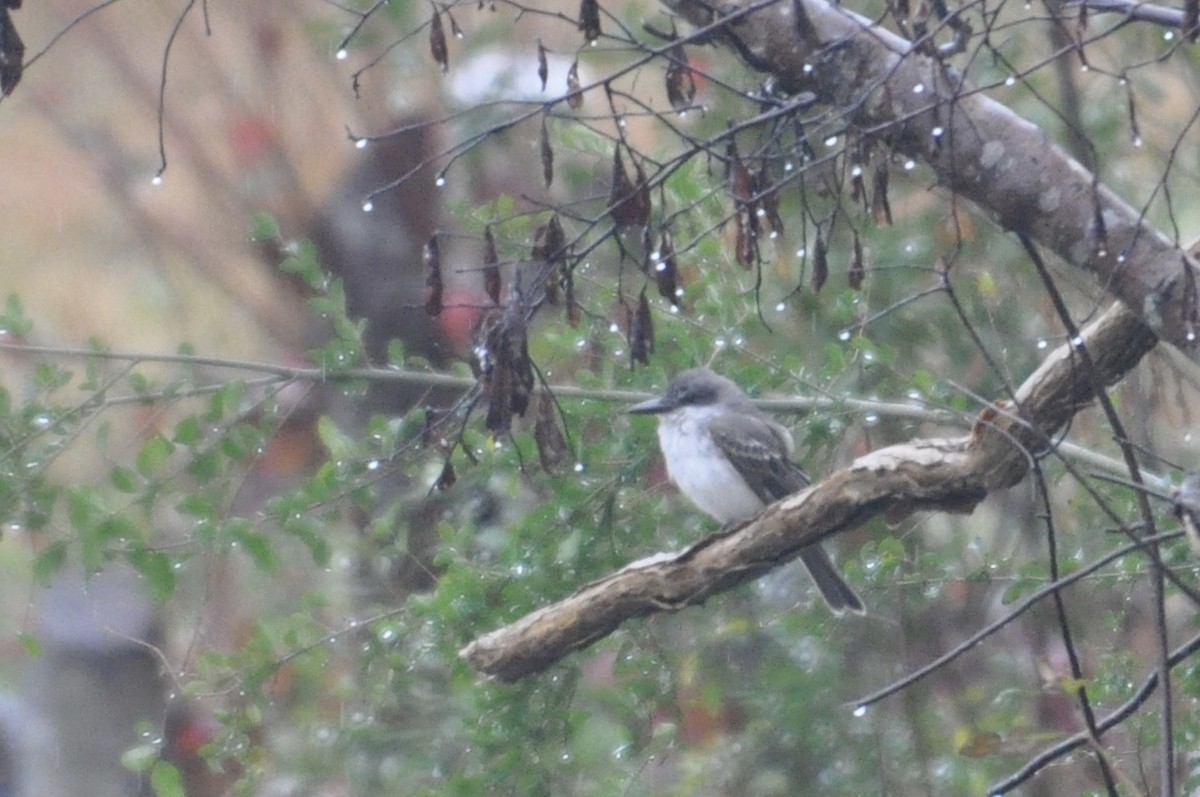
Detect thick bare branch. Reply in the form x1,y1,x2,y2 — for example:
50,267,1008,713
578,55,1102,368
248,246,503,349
462,304,1157,682
663,0,1199,358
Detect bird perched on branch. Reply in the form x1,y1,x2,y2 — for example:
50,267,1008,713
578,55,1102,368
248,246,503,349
629,367,864,614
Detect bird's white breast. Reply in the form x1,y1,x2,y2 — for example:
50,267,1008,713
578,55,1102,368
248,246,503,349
656,406,764,524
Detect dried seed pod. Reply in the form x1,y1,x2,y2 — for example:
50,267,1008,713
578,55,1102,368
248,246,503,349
609,145,650,229
0,7,22,96
423,236,443,316
655,228,680,306
871,162,893,226
579,0,601,42
534,393,569,473
811,232,828,293
483,226,501,304
566,59,583,109
536,39,548,92
540,117,554,187
435,460,457,490
629,290,654,366
429,6,449,73
665,43,696,111
848,232,865,290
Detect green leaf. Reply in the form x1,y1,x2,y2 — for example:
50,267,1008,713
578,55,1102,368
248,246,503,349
317,415,357,462
152,760,186,797
33,541,68,584
128,548,177,603
18,631,42,657
111,465,139,493
173,416,202,446
136,435,175,478
120,743,159,774
250,212,281,241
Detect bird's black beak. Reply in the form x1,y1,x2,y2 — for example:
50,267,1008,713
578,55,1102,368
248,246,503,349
628,396,672,415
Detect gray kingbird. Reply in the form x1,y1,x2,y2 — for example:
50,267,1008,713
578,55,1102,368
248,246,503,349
629,367,864,614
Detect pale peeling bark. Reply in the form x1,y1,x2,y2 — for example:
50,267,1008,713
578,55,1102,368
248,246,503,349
462,303,1156,682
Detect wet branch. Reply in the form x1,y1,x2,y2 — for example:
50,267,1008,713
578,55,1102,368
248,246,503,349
462,302,1157,682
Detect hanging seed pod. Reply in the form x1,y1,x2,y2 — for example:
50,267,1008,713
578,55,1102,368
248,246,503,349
566,59,583,109
434,460,457,490
482,226,501,304
0,7,22,96
811,232,828,293
665,43,696,112
848,232,865,290
871,162,893,226
609,145,650,229
540,116,554,187
655,227,680,306
423,236,443,315
429,5,449,73
534,393,569,473
564,266,581,327
536,39,548,92
579,0,601,42
629,289,654,366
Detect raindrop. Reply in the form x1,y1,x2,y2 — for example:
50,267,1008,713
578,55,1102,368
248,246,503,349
853,705,868,718
355,138,368,150
904,159,916,170
1004,75,1016,87
362,200,374,213
838,329,852,342
802,63,813,74
931,126,944,137
573,461,585,473
609,322,620,333
367,460,380,471
769,230,778,240
1165,30,1176,41
850,165,863,177
1080,64,1089,72
1188,330,1197,342
824,135,839,147
796,247,807,258
775,302,786,312
863,413,879,426
1132,137,1143,148
151,175,163,187
436,176,447,187
714,337,727,348
336,48,349,61
784,161,795,172
1036,339,1048,349
912,83,925,94
1070,335,1083,348
904,243,914,253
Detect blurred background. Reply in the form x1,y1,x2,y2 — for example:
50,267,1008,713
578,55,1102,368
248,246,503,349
2,1,1200,795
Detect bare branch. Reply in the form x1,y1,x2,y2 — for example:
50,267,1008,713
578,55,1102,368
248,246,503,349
661,0,1200,358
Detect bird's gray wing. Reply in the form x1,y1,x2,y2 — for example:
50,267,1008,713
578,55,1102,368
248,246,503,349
709,413,865,614
706,412,809,502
